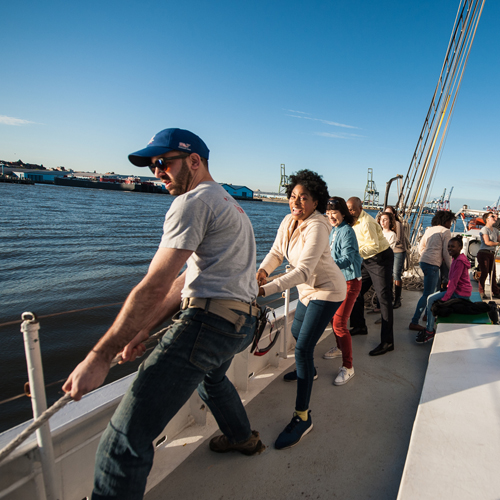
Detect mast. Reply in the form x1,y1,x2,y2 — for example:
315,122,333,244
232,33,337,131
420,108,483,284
397,0,485,238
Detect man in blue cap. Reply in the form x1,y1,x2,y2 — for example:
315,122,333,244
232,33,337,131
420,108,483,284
63,128,264,500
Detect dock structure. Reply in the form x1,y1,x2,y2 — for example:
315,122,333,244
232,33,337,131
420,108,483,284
278,164,289,196
363,168,380,209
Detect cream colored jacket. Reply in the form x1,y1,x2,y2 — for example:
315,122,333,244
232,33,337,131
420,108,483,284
260,212,346,305
418,225,452,269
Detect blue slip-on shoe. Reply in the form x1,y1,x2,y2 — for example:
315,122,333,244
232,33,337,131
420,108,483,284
275,411,313,450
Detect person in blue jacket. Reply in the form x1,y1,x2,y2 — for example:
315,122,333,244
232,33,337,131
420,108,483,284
322,197,363,385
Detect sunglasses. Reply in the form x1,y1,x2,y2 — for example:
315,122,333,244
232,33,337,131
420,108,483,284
326,201,341,211
149,154,189,174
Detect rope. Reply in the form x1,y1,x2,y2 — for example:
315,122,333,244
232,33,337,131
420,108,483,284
0,326,168,463
0,393,72,463
0,275,285,460
0,302,124,328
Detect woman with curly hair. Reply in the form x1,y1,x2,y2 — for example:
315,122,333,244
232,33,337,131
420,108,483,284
385,206,408,308
409,210,455,333
256,169,346,449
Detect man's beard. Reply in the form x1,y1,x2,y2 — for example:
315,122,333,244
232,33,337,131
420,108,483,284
167,159,192,195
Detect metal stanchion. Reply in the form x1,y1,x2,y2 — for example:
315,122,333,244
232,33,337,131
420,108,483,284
21,312,62,500
280,266,291,359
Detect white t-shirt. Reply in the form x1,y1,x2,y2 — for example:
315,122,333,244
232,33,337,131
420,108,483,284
159,181,259,303
382,229,397,250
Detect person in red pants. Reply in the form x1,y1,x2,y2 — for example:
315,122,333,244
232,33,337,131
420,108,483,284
322,197,363,385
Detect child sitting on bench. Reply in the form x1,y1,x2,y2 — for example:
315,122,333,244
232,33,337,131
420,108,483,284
416,235,472,344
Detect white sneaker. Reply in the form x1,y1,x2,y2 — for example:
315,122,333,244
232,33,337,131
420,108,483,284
323,346,342,359
334,366,355,386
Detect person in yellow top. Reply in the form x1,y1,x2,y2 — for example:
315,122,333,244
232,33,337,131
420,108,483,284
346,197,394,356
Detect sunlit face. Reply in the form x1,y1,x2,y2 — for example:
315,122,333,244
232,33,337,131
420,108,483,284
380,214,391,230
327,209,344,227
448,240,461,259
151,152,192,195
289,184,318,224
347,200,362,222
486,213,498,228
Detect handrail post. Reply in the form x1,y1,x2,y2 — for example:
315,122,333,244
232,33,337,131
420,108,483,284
20,312,62,500
280,266,291,359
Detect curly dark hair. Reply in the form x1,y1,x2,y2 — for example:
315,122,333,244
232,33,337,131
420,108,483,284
286,169,330,214
431,210,456,227
449,234,463,249
326,196,355,226
377,211,397,232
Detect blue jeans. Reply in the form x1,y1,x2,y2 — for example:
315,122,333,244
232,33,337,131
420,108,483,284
92,307,256,500
426,291,470,332
393,251,406,282
411,262,440,324
292,299,342,411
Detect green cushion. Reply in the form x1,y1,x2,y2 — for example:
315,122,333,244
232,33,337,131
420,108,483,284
436,313,492,325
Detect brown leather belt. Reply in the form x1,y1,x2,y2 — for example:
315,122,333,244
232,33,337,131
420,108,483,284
180,297,260,332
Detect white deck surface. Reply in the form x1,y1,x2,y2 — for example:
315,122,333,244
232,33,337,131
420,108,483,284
398,323,500,500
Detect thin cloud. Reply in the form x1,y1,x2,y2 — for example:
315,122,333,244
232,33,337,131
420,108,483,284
284,109,311,115
286,113,359,130
315,132,365,139
0,115,36,126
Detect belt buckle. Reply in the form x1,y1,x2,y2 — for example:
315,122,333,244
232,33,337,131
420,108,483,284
181,297,190,310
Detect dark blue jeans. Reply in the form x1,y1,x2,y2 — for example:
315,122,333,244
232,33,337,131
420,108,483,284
92,307,256,500
425,291,470,331
411,262,440,324
393,251,406,282
292,299,342,412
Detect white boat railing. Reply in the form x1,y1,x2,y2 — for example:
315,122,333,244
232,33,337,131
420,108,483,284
0,292,302,500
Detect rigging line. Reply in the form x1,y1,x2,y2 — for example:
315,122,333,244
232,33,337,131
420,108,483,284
407,3,482,228
410,0,483,231
0,302,125,328
0,272,288,329
401,0,481,219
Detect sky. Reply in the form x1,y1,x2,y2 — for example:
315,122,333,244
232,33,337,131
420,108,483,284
1,0,499,211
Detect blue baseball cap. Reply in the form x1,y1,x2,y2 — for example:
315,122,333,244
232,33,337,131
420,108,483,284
128,128,210,167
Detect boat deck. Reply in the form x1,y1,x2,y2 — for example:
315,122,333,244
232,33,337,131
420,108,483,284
145,289,431,500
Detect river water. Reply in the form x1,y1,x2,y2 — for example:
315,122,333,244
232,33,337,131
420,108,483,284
0,182,434,433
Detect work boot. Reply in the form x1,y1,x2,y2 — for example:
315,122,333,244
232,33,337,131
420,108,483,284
209,430,265,455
